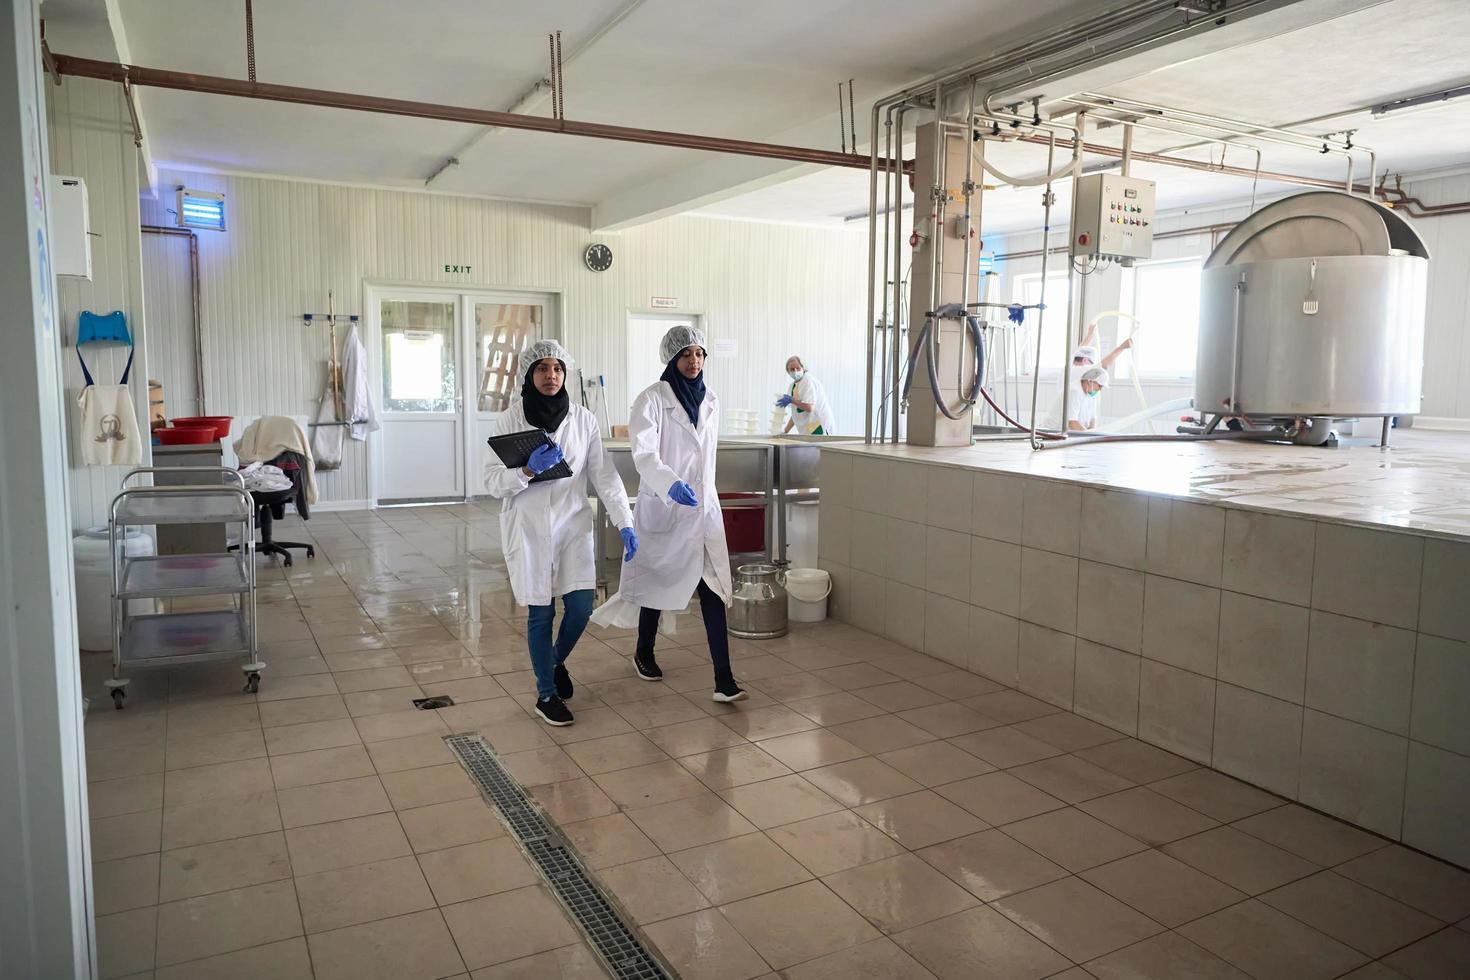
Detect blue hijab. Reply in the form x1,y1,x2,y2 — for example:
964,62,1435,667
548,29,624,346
661,355,706,427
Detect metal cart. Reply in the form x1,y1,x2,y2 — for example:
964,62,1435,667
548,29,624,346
104,467,264,709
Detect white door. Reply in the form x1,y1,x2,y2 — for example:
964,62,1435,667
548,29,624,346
627,312,704,394
375,294,463,502
466,292,556,490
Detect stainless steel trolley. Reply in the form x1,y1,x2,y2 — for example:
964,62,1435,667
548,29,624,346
104,467,264,709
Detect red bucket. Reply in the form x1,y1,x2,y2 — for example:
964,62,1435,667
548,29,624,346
156,425,218,445
719,493,766,555
172,415,233,439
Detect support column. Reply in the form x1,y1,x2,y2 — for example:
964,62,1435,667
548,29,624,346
0,1,96,976
906,121,979,447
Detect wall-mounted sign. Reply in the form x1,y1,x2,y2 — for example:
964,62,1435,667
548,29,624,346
650,296,678,309
444,264,473,274
711,338,737,359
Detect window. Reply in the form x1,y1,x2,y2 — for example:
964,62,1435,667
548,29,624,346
1011,272,1072,375
380,300,458,412
1121,258,1204,378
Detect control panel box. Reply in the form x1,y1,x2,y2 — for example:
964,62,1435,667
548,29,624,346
1073,173,1155,261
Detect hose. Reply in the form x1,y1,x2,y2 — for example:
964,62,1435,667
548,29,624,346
1085,310,1152,432
1033,428,1286,450
901,309,986,422
979,386,1065,440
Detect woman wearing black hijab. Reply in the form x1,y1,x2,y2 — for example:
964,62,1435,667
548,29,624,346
484,340,637,726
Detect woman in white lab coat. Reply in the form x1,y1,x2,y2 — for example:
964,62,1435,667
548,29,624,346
592,325,746,702
779,355,835,435
485,340,637,726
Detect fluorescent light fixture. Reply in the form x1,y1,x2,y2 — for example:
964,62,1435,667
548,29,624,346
175,188,226,231
1372,83,1470,118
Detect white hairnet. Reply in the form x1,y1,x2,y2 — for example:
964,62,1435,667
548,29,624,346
1080,366,1110,387
660,325,707,364
1072,345,1099,364
518,339,574,380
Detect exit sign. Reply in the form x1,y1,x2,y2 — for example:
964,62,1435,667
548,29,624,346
650,296,678,309
443,264,472,274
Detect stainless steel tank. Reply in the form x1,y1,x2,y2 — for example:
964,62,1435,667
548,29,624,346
1194,191,1430,420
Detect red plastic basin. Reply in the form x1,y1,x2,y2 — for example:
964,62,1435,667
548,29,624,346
156,425,218,445
172,415,233,438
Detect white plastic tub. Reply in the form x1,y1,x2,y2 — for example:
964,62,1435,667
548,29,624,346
785,567,831,623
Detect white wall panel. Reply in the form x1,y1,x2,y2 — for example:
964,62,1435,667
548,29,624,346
139,232,197,416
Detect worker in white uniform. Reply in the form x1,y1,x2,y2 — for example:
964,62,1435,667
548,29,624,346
591,325,746,702
484,340,637,727
778,356,835,435
1060,326,1132,432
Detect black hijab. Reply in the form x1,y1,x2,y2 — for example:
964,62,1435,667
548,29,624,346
661,352,706,426
521,360,569,433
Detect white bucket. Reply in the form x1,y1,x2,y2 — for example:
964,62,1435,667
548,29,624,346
785,567,831,622
74,526,156,651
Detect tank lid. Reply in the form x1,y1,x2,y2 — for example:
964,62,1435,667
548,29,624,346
1205,191,1430,268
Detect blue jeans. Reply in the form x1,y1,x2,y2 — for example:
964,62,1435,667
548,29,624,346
526,589,595,701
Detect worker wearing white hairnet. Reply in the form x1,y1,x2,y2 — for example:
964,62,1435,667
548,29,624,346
1058,325,1132,431
592,325,746,702
484,339,636,727
778,355,835,435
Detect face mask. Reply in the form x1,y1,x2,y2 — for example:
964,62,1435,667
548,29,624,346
1085,388,1101,398
788,370,803,381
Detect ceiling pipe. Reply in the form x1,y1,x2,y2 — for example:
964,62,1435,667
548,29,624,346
1377,177,1470,218
49,52,906,175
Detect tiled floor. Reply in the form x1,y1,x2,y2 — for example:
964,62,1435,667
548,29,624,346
83,504,1470,979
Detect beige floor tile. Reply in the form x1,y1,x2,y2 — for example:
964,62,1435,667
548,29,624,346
353,708,448,743
277,774,391,828
851,681,948,712
824,853,979,933
93,852,161,914
1083,848,1247,927
91,809,163,861
826,715,936,754
719,879,880,969
1076,785,1221,847
468,943,606,980
669,832,813,905
480,718,560,754
784,692,888,726
417,838,539,905
1231,804,1387,867
891,905,1072,980
562,812,662,868
1336,845,1470,921
442,884,579,970
562,732,669,775
1009,754,1134,804
314,634,391,656
934,771,1066,826
164,701,262,738
285,811,411,875
256,673,341,702
342,687,428,718
398,797,506,853
717,705,821,741
307,909,466,980
1164,826,1321,894
756,730,868,772
381,763,478,810
295,854,436,933
407,659,486,685
1382,926,1470,979
97,905,158,979
365,733,455,774
1013,712,1126,752
642,717,749,757
257,694,349,729
1075,737,1199,783
1178,899,1368,980
527,777,619,825
432,675,508,703
1001,807,1148,871
163,757,274,807
641,909,771,980
155,878,303,967
89,772,165,819
1084,932,1251,980
947,727,1064,769
961,690,1062,725
855,789,989,849
264,718,362,756
158,831,293,902
804,757,923,807
436,698,526,732
780,936,938,979
680,744,793,791
162,792,281,849
894,702,1001,739
593,759,707,809
751,672,841,702
916,829,1069,902
719,774,845,830
1150,768,1282,822
499,745,584,787
876,742,994,787
763,809,902,877
542,707,638,745
324,649,403,672
164,729,267,771
270,744,376,789
995,876,1163,961
153,936,314,980
1261,871,1443,957
598,854,711,924
625,792,758,852
811,663,903,690
612,693,712,730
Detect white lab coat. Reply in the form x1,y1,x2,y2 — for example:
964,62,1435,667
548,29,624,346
591,381,733,627
789,373,835,434
342,324,379,442
484,401,633,608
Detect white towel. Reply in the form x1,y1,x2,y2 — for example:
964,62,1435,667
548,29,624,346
78,384,143,466
233,417,316,504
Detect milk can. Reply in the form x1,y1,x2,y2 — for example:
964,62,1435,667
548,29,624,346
728,563,789,639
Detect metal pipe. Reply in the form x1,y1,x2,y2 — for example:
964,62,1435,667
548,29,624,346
959,79,978,394
1228,271,1247,414
892,104,910,445
1028,131,1058,451
1380,417,1391,449
1121,122,1132,176
864,101,882,444
996,221,1240,261
877,105,896,442
1034,428,1286,449
141,225,205,414
51,53,905,175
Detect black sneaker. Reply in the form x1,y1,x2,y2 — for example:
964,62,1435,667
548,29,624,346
634,651,663,681
554,664,574,701
534,696,574,727
711,678,747,703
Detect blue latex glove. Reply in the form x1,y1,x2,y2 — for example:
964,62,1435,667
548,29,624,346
620,527,639,562
1007,304,1025,325
776,394,793,408
668,481,699,507
526,442,564,475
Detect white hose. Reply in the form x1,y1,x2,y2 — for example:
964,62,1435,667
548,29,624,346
972,142,1076,187
1087,310,1152,432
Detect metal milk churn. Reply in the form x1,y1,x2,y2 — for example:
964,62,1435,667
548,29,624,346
728,563,789,639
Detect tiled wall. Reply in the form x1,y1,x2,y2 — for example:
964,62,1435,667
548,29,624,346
816,450,1470,869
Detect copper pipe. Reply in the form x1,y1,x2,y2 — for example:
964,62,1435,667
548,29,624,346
1378,179,1470,218
995,221,1239,262
52,53,901,174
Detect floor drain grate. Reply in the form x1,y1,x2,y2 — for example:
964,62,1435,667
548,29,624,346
446,733,673,980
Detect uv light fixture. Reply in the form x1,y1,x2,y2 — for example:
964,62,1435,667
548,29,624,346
176,188,226,231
